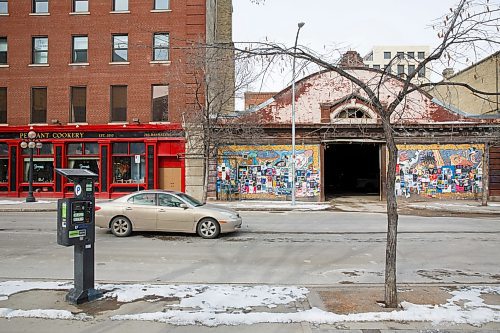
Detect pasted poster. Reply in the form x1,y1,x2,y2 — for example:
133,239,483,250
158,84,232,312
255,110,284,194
217,145,321,200
396,144,484,198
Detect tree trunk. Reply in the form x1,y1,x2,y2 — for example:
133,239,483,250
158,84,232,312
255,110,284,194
383,119,399,308
202,146,210,203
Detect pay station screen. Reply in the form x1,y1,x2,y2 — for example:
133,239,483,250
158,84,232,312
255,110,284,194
71,201,91,224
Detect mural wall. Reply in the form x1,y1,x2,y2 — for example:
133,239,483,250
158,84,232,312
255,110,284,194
217,145,321,200
396,144,484,198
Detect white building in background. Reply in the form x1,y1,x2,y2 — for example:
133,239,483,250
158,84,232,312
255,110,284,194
363,45,431,82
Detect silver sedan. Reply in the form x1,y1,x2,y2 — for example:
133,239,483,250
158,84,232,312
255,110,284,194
95,190,242,239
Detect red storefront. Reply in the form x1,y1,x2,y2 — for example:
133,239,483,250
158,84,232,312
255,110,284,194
0,124,185,199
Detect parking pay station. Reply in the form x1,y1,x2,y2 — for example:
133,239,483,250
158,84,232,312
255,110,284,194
56,168,101,304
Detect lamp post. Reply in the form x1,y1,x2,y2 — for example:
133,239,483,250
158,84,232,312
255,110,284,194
291,22,305,206
20,130,42,202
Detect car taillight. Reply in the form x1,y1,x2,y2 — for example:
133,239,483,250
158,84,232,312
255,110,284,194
95,206,101,211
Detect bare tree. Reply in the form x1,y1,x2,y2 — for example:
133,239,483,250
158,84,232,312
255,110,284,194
226,0,500,307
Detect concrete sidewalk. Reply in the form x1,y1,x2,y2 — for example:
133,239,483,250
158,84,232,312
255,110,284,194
1,196,499,215
0,281,499,332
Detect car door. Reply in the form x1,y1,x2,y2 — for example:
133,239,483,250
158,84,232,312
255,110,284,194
123,193,157,231
157,193,196,232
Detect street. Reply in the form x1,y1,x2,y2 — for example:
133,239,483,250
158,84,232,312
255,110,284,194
1,210,499,285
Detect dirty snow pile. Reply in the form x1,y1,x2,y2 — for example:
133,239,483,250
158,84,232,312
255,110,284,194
0,281,499,327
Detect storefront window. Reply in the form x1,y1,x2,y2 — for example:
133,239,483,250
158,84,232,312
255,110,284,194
0,143,8,183
22,143,53,182
67,142,99,175
112,142,145,183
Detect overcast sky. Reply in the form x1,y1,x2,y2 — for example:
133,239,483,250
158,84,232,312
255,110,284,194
232,0,461,96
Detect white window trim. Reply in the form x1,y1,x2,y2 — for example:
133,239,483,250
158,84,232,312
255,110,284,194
29,12,50,16
0,65,9,68
150,9,171,13
69,62,89,66
67,122,88,125
109,10,130,14
109,61,130,65
29,63,50,67
149,60,171,65
69,11,90,15
149,121,171,125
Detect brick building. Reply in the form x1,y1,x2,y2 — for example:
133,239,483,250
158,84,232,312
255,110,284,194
0,0,233,199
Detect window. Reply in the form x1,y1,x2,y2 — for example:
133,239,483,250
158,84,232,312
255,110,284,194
70,86,86,123
152,85,168,121
418,51,425,59
337,108,370,119
0,0,7,14
128,193,156,205
158,193,184,208
0,87,6,123
112,34,128,62
383,51,391,59
372,64,380,70
0,143,7,184
73,0,88,12
22,143,54,183
407,51,414,59
154,0,169,10
0,37,6,64
153,33,169,61
31,87,47,123
113,0,128,11
408,65,415,75
396,52,404,59
32,0,48,13
112,142,145,183
384,65,392,74
111,85,127,122
72,36,88,63
32,36,48,64
418,66,426,78
397,65,405,75
67,142,99,176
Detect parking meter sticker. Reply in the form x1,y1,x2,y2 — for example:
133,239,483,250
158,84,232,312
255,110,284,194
69,229,86,238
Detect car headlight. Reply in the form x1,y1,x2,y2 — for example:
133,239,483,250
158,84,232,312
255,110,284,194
220,211,238,219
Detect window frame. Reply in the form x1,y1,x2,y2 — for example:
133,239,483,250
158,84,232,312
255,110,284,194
418,51,425,60
112,0,128,11
112,142,146,184
31,87,47,124
21,143,54,184
418,66,426,78
110,85,127,122
0,87,6,124
154,0,169,10
72,35,88,63
32,0,48,13
32,36,48,64
407,51,415,59
153,32,169,61
0,0,7,14
70,86,87,123
72,0,88,12
0,37,6,64
112,34,128,62
397,64,405,75
408,64,416,76
383,51,391,60
151,84,169,122
396,52,404,60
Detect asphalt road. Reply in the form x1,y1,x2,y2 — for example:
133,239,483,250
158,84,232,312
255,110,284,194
0,211,499,285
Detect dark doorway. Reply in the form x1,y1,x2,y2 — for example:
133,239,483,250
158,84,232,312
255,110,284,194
324,143,380,196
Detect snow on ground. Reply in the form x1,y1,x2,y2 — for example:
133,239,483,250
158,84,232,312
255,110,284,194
0,281,499,326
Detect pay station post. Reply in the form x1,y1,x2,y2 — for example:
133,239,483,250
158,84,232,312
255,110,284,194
55,168,101,304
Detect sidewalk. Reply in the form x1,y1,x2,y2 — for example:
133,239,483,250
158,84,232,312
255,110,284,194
1,196,499,215
1,280,499,332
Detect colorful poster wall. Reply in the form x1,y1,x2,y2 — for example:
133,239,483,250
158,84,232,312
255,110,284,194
217,145,321,200
396,144,484,198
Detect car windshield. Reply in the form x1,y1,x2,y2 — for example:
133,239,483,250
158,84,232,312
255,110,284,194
175,192,203,207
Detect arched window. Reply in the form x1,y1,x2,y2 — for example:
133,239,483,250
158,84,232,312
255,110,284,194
336,108,371,119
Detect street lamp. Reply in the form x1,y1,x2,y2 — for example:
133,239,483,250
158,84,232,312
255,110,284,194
291,22,305,206
20,130,42,202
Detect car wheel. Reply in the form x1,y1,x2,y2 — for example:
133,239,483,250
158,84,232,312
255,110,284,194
110,216,132,237
197,218,220,239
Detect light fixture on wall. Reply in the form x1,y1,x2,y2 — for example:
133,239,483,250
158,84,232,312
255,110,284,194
51,119,61,125
132,118,140,124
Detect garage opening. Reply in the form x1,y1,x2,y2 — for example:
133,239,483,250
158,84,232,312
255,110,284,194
324,143,380,197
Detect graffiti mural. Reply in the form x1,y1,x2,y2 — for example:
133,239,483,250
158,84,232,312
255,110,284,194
396,144,484,198
217,145,321,200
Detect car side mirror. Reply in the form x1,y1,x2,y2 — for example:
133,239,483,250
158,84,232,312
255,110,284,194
179,203,188,209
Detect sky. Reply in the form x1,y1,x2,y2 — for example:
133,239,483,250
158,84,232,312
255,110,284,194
232,0,461,95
